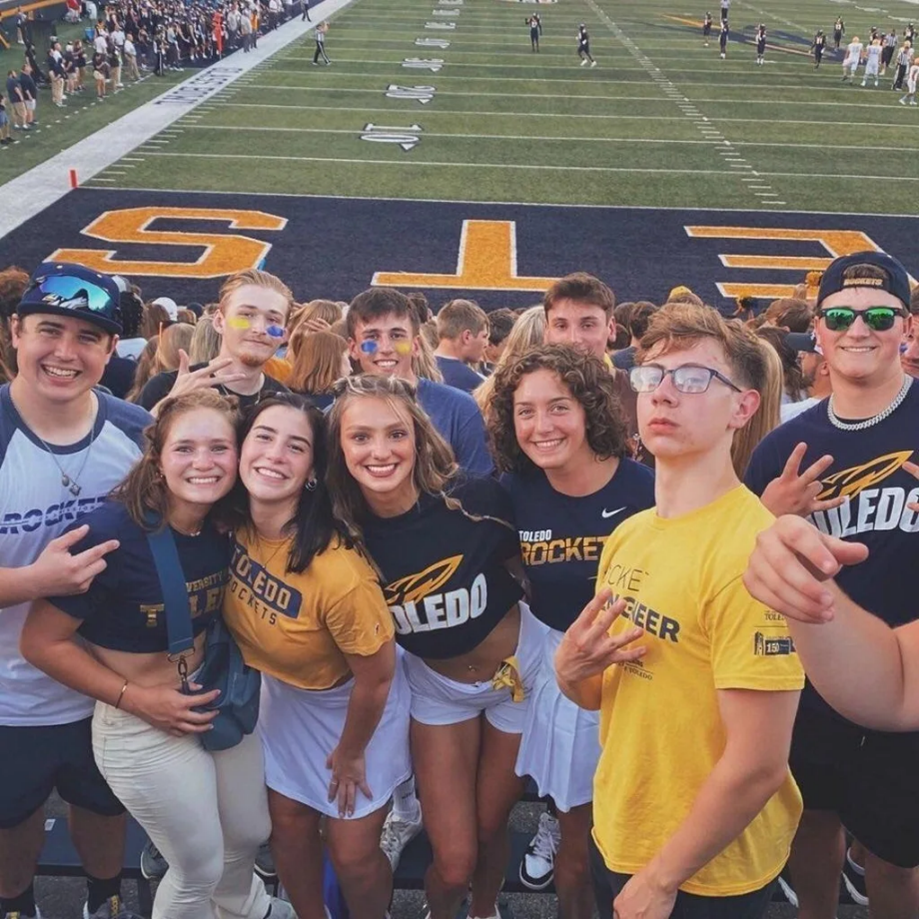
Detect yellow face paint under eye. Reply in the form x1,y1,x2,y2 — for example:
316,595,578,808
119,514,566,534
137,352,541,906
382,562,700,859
394,340,412,355
229,317,251,330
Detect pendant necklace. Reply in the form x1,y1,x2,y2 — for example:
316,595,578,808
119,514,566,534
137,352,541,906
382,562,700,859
33,431,93,496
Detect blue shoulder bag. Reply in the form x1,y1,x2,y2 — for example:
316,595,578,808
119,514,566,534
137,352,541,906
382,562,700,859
146,524,261,752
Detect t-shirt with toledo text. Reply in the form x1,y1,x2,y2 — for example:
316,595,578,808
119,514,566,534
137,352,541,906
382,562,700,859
224,527,394,691
362,476,523,660
745,383,919,722
592,485,804,896
501,459,654,632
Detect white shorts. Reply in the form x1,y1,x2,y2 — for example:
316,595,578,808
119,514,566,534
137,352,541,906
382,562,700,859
404,603,548,734
515,626,600,812
865,61,879,76
258,664,411,820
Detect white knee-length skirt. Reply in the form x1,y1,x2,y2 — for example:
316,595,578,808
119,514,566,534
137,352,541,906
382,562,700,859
514,626,601,812
258,661,412,820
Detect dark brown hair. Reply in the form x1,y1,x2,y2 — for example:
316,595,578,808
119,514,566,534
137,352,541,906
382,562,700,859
489,344,629,475
112,390,239,530
764,297,812,333
346,288,419,339
543,272,615,319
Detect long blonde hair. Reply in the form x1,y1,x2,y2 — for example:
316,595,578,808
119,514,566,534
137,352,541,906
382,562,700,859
474,305,547,420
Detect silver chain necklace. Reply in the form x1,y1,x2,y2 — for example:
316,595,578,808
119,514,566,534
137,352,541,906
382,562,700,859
827,375,912,432
33,430,93,496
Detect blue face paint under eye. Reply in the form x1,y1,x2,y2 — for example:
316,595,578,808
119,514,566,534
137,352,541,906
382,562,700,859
360,340,379,354
267,325,285,338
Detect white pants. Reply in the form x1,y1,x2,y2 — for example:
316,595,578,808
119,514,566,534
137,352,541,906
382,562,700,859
93,701,272,919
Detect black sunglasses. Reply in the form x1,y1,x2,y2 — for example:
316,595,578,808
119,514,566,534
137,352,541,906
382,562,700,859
629,363,742,394
818,306,906,333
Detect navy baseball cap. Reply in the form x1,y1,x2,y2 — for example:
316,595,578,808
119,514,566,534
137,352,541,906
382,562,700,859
816,251,912,310
17,263,123,335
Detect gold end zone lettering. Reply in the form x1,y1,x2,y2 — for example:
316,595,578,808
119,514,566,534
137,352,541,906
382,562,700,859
684,227,901,299
49,207,288,279
372,219,559,292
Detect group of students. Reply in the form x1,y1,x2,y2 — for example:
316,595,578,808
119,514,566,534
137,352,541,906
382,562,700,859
0,250,918,919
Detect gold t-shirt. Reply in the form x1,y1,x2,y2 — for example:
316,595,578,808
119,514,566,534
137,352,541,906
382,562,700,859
223,527,394,690
592,485,804,896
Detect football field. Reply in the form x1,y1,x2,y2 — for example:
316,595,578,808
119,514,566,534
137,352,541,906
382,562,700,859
80,0,919,213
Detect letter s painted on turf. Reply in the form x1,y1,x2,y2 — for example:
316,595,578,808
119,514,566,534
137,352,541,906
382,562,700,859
49,207,288,278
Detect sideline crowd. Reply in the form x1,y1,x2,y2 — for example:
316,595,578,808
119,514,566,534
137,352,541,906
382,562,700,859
0,254,918,919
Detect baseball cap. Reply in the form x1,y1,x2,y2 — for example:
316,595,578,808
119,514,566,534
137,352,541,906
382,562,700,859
17,263,123,335
785,331,821,354
152,296,179,322
816,251,912,309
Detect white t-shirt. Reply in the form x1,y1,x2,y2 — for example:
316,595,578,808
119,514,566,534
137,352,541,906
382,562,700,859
111,28,125,48
123,38,136,58
780,396,822,423
93,33,108,54
0,387,149,726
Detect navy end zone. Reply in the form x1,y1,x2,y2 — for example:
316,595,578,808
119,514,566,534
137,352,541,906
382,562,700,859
2,189,917,310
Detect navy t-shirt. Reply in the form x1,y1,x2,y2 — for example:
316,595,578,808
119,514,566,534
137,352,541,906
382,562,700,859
501,459,655,632
745,382,919,717
362,476,523,659
435,356,486,395
49,501,231,653
416,377,493,476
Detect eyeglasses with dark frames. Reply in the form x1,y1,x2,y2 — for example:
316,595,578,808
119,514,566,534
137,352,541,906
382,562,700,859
629,363,743,395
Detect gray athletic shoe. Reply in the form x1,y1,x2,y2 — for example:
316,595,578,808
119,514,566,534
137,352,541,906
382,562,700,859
140,840,168,880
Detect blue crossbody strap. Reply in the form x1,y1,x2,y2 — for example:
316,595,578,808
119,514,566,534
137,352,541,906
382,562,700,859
145,520,195,665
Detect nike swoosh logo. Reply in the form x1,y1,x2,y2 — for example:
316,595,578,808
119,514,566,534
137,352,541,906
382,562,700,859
602,506,627,519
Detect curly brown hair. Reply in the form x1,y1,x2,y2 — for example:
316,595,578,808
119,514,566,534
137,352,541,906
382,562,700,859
488,344,629,475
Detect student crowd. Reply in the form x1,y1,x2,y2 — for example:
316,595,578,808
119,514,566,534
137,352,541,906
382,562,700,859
0,252,917,919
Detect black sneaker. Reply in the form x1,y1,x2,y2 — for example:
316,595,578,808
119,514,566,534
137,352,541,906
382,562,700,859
518,812,560,891
140,839,168,880
254,841,277,879
842,847,869,906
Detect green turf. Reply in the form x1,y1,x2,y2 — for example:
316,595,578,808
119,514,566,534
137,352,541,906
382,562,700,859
42,0,919,211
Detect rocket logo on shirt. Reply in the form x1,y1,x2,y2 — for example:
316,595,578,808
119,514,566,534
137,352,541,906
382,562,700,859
811,451,919,538
817,451,912,501
383,554,488,635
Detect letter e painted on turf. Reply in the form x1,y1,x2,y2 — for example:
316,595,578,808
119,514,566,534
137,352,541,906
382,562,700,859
49,207,288,279
683,227,915,299
372,220,559,292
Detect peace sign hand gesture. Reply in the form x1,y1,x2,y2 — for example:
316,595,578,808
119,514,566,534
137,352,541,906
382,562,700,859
760,442,846,518
555,588,646,688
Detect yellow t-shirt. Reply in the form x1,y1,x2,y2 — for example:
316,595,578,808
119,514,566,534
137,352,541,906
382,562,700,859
223,527,394,690
592,485,804,897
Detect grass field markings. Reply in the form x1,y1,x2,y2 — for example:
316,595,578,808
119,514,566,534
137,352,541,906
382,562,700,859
583,0,781,196
209,100,712,121
137,150,764,174
174,123,729,145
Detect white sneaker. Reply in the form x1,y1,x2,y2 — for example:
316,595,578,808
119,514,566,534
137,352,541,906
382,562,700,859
518,811,560,891
380,807,423,871
590,60,597,67
580,59,588,66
